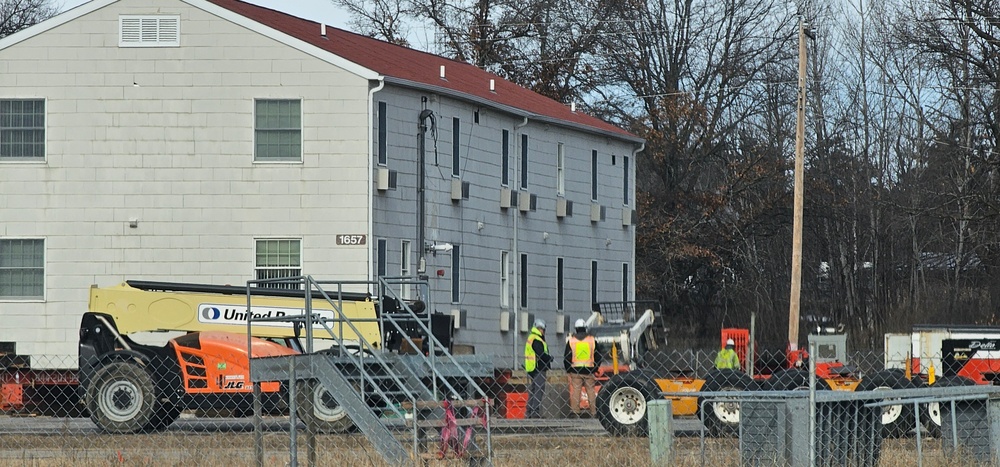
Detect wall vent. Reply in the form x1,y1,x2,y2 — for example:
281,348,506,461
120,15,180,47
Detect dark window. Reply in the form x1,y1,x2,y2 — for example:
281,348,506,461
452,245,461,303
557,258,564,311
452,117,460,177
623,156,630,205
520,253,528,308
591,260,598,305
377,238,387,278
520,134,529,189
622,263,629,302
501,130,510,186
591,150,598,201
377,101,387,165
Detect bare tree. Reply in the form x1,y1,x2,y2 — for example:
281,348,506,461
331,0,414,46
0,0,56,38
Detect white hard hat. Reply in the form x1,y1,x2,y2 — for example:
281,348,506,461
726,338,735,346
574,319,586,328
534,318,546,329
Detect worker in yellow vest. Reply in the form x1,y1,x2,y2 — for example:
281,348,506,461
715,338,741,370
524,319,551,419
564,319,602,418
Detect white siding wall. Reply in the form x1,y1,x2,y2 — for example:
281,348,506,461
0,0,373,362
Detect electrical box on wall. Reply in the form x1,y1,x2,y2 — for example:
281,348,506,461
450,309,467,329
555,313,567,334
622,208,634,226
376,167,397,191
519,312,534,333
500,187,516,209
500,311,511,331
591,203,606,222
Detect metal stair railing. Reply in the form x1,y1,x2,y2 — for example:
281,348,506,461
246,276,420,465
374,276,492,462
247,275,491,465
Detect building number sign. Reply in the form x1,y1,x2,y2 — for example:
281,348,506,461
336,234,367,246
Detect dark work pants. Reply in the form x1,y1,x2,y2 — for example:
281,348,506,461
527,370,546,418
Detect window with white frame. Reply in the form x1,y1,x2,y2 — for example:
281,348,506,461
520,253,528,308
590,260,598,305
0,239,44,299
591,149,599,201
500,251,509,308
520,134,529,189
622,262,629,302
0,100,45,161
557,257,564,311
400,240,411,299
254,99,302,162
623,156,630,206
254,238,301,289
376,238,387,278
377,101,387,165
119,15,180,47
556,142,565,196
501,130,510,187
452,117,461,177
451,244,461,304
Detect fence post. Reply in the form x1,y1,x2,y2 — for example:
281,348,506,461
649,400,673,464
989,395,1000,465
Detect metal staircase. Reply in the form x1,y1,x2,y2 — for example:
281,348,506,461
247,276,492,466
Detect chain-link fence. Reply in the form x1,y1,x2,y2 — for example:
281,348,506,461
2,343,999,466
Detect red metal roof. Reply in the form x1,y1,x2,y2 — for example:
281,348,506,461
207,0,636,140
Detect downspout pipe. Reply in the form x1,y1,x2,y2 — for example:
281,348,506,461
368,79,385,286
512,115,528,370
417,108,435,282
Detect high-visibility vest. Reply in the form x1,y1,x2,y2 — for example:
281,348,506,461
524,327,547,372
715,348,740,370
568,335,596,368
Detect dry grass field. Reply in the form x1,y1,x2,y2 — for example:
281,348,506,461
1,433,993,466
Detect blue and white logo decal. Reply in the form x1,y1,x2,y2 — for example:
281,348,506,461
201,306,222,321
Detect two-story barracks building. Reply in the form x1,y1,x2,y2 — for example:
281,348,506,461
0,0,642,367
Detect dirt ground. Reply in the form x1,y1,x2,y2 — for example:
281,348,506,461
0,432,991,466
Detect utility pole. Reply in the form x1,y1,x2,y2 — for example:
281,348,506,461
788,16,812,354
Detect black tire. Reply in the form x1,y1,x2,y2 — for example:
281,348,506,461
857,370,917,438
86,362,157,434
922,375,975,438
142,402,182,432
295,380,355,433
698,369,755,437
595,373,661,437
765,369,830,391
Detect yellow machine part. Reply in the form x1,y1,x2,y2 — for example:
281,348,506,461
654,378,705,416
88,283,381,347
825,378,861,391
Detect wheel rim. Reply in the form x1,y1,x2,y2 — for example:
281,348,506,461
100,380,143,422
711,386,740,425
927,402,941,426
312,386,347,422
873,386,902,425
608,386,646,425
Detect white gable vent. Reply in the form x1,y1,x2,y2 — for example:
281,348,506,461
120,15,180,47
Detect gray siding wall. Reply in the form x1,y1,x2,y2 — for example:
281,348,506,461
372,86,637,361
0,0,373,362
